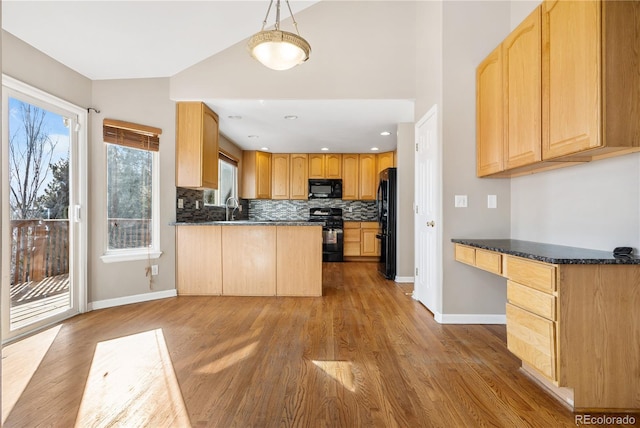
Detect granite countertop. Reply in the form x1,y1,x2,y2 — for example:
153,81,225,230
451,238,640,265
172,220,319,226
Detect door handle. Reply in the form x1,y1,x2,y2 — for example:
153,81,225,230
426,220,435,227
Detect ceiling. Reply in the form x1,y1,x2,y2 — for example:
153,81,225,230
2,0,414,153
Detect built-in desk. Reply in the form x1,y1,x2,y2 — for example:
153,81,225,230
452,239,639,413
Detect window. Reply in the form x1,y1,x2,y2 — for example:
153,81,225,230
204,153,239,206
101,119,162,263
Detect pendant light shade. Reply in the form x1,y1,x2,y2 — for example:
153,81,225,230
248,0,311,71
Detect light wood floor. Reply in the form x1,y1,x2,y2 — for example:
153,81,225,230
3,263,593,427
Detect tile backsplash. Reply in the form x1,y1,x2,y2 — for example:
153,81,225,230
249,199,378,221
176,187,377,222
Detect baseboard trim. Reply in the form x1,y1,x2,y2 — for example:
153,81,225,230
394,276,414,283
89,289,177,311
434,313,506,325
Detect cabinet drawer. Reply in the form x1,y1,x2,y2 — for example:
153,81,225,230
344,222,361,229
506,303,557,381
507,280,556,321
475,249,502,275
505,256,556,293
360,221,379,229
454,244,476,266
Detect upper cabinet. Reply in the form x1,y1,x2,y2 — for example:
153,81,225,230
504,7,541,170
342,154,360,200
290,154,309,200
358,154,378,200
377,151,395,174
176,102,219,189
476,45,505,177
542,0,640,161
271,154,290,200
309,154,342,179
476,0,640,178
241,151,272,199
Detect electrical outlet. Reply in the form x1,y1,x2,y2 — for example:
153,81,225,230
348,207,353,213
238,205,243,212
177,198,184,209
488,194,497,209
196,201,200,209
151,265,158,276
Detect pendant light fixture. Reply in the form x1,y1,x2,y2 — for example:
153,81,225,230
248,0,311,71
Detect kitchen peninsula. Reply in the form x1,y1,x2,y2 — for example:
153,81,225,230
452,239,640,412
175,222,322,297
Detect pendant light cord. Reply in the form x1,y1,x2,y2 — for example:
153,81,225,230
261,0,275,31
260,0,301,36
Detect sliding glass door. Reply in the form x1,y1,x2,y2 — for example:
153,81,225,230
2,77,87,341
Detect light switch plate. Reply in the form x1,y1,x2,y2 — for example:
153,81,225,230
177,198,184,209
454,195,468,208
488,194,497,209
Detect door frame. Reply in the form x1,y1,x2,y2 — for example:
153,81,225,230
413,104,443,319
1,75,88,342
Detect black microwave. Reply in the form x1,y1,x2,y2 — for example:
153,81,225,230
309,179,342,199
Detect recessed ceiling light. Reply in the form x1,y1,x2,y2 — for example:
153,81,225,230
261,147,270,151
321,147,329,151
228,115,242,120
371,147,380,151
284,115,298,120
380,131,391,136
248,135,259,139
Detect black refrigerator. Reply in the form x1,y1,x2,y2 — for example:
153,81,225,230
376,167,397,279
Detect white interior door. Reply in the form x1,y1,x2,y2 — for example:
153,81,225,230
2,76,87,342
414,105,442,317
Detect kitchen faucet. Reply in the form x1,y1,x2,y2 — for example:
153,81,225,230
225,197,239,221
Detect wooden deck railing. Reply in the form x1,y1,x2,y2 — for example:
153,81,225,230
11,219,69,285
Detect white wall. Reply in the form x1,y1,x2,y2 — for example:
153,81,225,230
90,79,176,303
440,1,512,317
396,123,414,279
171,1,416,101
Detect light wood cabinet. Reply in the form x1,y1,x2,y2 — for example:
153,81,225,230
454,243,640,411
176,226,222,295
241,150,272,199
377,151,395,174
476,45,504,177
358,154,378,200
309,154,342,179
176,102,219,189
342,154,359,200
503,6,541,169
344,221,380,259
360,222,380,257
222,226,277,296
476,1,640,177
290,154,308,200
271,154,290,200
276,226,322,296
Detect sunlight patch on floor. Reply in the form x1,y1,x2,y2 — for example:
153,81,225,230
197,341,258,375
312,360,356,392
2,324,62,424
74,329,190,427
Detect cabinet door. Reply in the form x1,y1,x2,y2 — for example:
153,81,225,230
361,227,380,256
343,224,361,256
342,154,359,200
476,45,504,176
290,154,308,200
377,152,395,174
176,226,222,295
358,154,377,200
308,154,325,179
271,154,290,200
542,0,601,159
325,154,342,178
504,7,542,169
256,151,272,199
201,105,219,189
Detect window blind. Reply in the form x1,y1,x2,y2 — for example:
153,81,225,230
103,119,162,152
219,150,239,166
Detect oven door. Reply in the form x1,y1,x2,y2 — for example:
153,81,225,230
322,227,344,262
